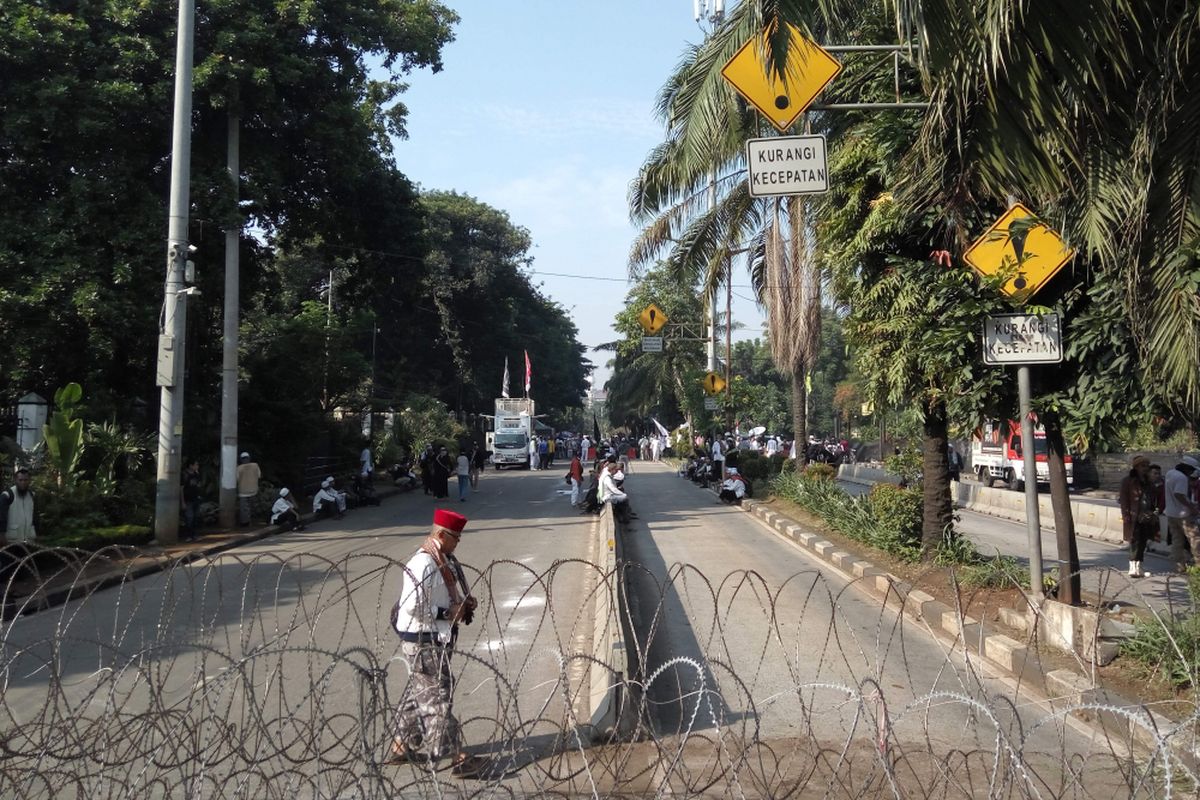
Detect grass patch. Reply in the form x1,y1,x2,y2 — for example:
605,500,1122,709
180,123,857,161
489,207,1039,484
40,524,153,551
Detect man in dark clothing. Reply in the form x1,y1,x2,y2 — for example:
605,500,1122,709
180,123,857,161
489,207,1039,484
181,460,202,542
419,445,435,495
432,447,453,500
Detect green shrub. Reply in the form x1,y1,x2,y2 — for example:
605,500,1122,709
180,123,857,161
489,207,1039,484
957,555,1030,589
41,524,153,551
866,483,923,555
884,449,923,486
802,462,836,481
1120,566,1200,688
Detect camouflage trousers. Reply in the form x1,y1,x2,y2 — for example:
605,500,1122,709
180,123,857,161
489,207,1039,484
393,642,462,759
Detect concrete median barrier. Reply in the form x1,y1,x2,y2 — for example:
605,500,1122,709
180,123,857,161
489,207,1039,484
587,504,638,740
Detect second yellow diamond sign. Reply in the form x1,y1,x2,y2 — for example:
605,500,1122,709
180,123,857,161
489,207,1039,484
964,203,1075,301
721,24,842,132
703,372,727,395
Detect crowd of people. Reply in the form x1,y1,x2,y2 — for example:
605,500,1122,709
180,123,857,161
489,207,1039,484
1120,454,1200,577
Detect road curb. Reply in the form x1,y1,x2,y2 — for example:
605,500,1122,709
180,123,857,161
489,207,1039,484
700,482,1198,769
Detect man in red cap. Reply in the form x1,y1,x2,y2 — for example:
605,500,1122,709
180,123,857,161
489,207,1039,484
388,508,484,777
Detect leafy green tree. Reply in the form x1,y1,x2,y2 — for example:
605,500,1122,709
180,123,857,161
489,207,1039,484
602,264,708,432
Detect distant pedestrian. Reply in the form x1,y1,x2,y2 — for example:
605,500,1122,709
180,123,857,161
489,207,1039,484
235,452,261,526
567,455,584,506
360,440,374,478
1119,455,1159,578
419,445,435,495
947,444,963,483
528,437,539,470
469,445,485,488
456,451,470,502
1165,456,1200,573
388,509,484,777
0,467,37,545
181,459,202,541
0,467,37,592
270,487,304,531
432,447,452,499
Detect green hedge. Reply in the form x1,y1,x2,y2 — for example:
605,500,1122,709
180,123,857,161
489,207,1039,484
40,524,153,551
772,468,922,561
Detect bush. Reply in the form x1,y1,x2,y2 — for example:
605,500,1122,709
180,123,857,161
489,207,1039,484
772,469,920,561
884,449,923,487
802,462,836,481
40,524,153,551
1121,566,1200,688
866,483,923,554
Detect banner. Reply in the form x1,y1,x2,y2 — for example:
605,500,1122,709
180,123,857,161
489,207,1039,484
501,357,510,399
524,350,532,396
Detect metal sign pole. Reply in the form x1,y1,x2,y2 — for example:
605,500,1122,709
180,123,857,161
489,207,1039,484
1017,365,1044,594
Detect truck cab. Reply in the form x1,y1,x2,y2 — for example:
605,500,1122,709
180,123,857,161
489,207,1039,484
971,419,1073,491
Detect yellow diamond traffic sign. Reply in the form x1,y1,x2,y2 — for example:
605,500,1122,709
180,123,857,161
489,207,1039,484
964,203,1075,301
638,303,668,334
703,371,727,396
720,24,843,132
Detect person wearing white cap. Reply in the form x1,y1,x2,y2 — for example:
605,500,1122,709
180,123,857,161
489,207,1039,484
270,487,304,531
235,452,262,526
313,477,346,520
1165,456,1200,573
719,467,747,504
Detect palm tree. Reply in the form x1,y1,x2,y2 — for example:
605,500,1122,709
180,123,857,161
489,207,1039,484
629,2,830,452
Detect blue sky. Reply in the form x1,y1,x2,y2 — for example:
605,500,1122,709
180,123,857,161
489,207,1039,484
390,0,766,390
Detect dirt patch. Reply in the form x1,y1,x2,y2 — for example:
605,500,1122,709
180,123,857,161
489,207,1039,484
757,494,1195,719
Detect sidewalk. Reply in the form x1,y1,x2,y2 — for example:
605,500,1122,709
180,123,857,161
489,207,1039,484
3,484,409,620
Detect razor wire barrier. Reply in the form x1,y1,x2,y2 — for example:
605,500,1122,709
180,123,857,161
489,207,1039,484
0,543,1196,798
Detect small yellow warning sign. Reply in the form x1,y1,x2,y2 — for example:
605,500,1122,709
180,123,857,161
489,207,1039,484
964,203,1075,301
720,24,842,132
638,303,668,334
703,371,727,396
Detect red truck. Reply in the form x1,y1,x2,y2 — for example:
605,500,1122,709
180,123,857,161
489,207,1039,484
971,418,1073,491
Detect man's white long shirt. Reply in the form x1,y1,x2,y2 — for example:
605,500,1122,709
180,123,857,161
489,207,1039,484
394,550,454,643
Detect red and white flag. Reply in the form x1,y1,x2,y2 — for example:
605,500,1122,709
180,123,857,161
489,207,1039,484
524,350,532,396
501,357,510,399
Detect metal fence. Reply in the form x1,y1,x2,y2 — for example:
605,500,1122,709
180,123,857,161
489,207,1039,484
0,545,1195,798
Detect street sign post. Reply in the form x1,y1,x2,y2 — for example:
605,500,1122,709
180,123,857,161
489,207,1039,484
746,135,828,197
720,24,842,132
638,303,668,334
703,371,727,395
982,313,1063,365
964,203,1075,300
641,336,663,353
704,397,719,411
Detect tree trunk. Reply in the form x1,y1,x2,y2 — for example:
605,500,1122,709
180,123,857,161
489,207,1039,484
792,365,808,464
1043,409,1082,604
921,400,953,559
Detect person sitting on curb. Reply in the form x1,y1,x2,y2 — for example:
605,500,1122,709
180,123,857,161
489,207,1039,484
599,460,636,523
313,477,346,520
719,468,748,505
270,488,305,531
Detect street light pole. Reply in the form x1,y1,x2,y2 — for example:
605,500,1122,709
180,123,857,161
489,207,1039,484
153,0,196,545
218,114,241,529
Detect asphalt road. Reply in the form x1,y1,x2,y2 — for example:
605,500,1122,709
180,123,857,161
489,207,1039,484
0,466,597,797
0,464,1171,797
620,463,1154,797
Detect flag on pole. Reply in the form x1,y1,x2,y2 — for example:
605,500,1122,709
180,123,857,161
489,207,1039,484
524,350,532,396
501,357,510,398
592,413,602,444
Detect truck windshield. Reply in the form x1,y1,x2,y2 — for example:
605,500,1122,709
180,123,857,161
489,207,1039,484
495,433,527,448
1013,436,1050,456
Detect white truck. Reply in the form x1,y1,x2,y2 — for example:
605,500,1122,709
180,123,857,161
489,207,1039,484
971,418,1073,491
488,398,535,469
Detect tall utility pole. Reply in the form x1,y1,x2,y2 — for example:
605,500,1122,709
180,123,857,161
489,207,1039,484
153,0,196,545
218,114,241,529
695,0,725,374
